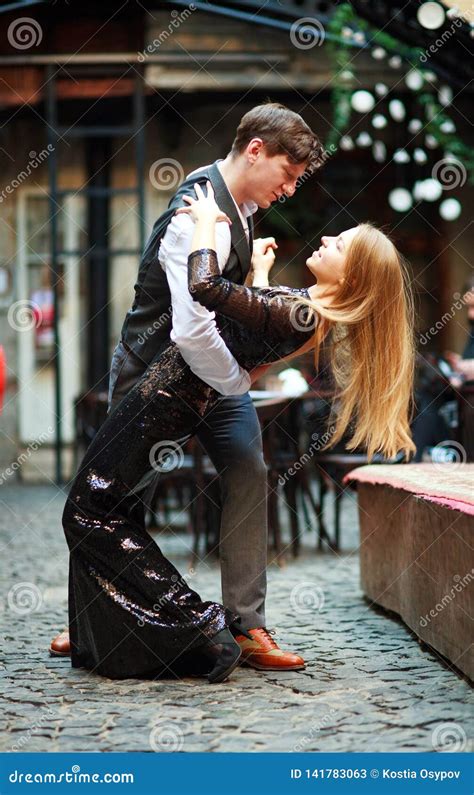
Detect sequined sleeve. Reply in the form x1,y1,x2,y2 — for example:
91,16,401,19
188,247,316,337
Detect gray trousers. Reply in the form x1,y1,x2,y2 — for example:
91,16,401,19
107,341,268,630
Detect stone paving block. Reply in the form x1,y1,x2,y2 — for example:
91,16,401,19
2,485,473,753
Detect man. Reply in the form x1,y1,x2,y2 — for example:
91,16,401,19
51,102,323,670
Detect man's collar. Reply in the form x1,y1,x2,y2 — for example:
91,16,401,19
215,160,257,219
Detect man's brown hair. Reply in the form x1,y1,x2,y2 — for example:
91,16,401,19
231,102,324,172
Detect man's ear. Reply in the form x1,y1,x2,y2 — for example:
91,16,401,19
247,137,264,163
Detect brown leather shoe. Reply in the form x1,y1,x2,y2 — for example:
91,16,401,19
49,629,71,657
235,627,305,671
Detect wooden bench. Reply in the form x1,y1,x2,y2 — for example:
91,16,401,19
346,463,474,681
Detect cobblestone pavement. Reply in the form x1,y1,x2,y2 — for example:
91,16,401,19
1,484,472,753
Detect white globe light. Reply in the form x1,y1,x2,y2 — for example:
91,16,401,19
393,149,410,163
408,119,423,134
353,31,365,44
388,55,402,69
421,178,443,201
372,141,387,162
339,135,354,151
389,99,406,121
372,114,387,129
413,181,425,202
417,2,446,29
405,69,424,91
439,198,461,221
438,86,453,106
356,132,372,148
351,90,375,113
414,148,427,164
425,134,439,149
424,71,437,82
389,188,413,212
440,120,456,133
375,83,389,97
372,47,386,60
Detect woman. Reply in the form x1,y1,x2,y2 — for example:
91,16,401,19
63,182,415,682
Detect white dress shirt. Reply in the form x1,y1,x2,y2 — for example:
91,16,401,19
158,166,257,396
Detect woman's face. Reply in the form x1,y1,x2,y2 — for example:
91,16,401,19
306,227,359,287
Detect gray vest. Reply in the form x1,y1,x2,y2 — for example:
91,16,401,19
120,161,254,365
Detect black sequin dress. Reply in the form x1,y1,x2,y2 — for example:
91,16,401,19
63,249,316,679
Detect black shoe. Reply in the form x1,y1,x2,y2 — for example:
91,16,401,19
205,628,242,684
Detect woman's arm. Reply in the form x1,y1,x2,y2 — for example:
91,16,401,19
177,182,316,336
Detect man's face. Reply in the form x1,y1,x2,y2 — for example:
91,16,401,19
245,147,308,208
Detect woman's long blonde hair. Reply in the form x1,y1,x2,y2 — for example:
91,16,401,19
305,223,416,461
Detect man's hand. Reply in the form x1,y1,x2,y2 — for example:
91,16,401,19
250,363,271,385
250,237,278,287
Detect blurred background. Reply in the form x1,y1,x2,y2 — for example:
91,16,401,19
0,0,473,489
